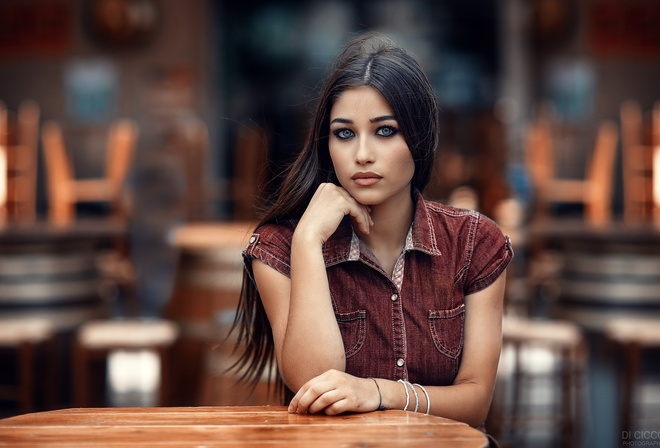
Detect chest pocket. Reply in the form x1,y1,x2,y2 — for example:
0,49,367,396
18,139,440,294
336,310,366,359
428,303,465,359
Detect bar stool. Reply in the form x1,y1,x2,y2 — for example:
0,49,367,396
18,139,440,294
490,316,587,448
0,317,56,414
605,317,660,441
73,318,179,407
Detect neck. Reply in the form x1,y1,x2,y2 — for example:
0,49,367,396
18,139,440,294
352,189,414,274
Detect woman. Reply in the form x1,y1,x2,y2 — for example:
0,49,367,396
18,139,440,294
231,32,513,430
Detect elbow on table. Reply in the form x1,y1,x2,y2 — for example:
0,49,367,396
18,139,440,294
466,408,491,429
452,380,496,428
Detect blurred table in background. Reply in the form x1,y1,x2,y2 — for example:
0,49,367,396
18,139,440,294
526,219,660,448
0,219,127,331
527,219,660,330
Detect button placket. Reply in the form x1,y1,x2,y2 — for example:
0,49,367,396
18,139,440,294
391,288,407,378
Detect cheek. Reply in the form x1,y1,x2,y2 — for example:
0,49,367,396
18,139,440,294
394,147,415,178
328,146,346,176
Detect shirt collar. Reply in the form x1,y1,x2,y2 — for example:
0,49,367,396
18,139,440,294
322,189,442,267
408,189,443,256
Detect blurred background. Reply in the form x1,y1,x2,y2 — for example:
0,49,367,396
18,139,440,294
1,1,659,447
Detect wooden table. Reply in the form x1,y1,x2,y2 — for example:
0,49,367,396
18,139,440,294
0,406,488,447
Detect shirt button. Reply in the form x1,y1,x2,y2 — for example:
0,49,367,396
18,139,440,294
396,358,405,367
249,236,256,244
390,293,398,302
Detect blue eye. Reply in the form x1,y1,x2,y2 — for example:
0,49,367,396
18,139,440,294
334,128,354,139
377,126,398,137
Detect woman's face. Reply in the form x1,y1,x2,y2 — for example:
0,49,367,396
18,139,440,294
328,86,414,207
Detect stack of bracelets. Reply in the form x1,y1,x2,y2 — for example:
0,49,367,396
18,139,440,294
368,378,431,414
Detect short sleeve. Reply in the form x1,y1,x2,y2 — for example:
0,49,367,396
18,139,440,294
464,214,513,295
242,221,295,282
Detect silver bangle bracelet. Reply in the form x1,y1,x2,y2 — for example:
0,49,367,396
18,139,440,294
406,380,419,413
413,383,431,415
397,379,410,411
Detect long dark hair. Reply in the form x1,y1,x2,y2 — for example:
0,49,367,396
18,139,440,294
230,32,440,403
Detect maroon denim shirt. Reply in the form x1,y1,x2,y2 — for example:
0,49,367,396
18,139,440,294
243,191,513,387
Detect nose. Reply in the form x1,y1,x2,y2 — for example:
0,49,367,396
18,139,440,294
355,136,375,165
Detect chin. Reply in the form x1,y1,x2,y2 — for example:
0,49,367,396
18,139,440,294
348,189,386,206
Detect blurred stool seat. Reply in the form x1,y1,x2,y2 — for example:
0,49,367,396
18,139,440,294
0,317,56,414
73,318,179,407
490,316,587,448
605,317,660,440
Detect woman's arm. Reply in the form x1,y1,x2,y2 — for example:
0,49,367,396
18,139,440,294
288,271,506,427
252,183,373,391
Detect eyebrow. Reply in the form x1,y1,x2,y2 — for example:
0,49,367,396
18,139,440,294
329,115,397,125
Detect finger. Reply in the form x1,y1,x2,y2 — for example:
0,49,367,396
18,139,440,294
338,196,372,234
323,398,352,416
287,385,307,413
290,380,338,415
288,380,320,414
306,388,343,415
347,205,372,234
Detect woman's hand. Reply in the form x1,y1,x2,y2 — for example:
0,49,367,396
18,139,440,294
288,369,380,415
295,183,373,245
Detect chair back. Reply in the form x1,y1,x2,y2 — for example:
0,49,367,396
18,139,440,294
106,119,138,193
525,114,555,192
587,121,618,188
585,120,618,223
620,100,642,154
15,100,40,222
41,121,75,223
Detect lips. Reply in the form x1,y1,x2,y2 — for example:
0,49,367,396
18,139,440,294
351,171,382,186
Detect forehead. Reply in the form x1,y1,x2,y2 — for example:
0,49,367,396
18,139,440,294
330,86,394,119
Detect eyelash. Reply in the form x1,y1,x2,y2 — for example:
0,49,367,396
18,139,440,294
332,125,399,140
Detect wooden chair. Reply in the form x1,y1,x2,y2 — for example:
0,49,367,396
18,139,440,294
525,109,619,225
605,317,660,442
489,316,587,448
41,118,138,224
0,317,57,415
620,100,658,224
0,100,40,223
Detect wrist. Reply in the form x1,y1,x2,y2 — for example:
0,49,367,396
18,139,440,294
292,226,325,249
369,378,387,411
